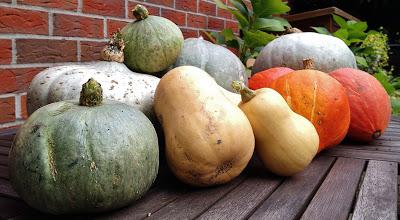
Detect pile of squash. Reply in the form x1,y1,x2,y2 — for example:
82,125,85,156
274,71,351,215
8,5,391,215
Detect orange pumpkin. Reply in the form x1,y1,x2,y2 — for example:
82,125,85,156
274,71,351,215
269,60,350,151
329,68,391,142
248,67,294,90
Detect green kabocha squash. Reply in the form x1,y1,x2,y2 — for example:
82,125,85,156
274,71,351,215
9,79,159,215
27,32,160,121
121,5,184,74
174,37,247,92
252,32,357,73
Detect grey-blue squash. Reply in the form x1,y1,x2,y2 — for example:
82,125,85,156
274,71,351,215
174,37,247,92
9,79,159,215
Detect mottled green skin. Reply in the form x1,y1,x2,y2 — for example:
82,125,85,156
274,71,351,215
121,15,184,74
9,100,159,215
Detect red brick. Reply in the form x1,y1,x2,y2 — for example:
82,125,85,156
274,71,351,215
17,39,77,64
0,7,48,35
54,14,104,38
176,0,197,12
15,68,44,92
199,0,216,16
0,70,17,94
226,20,239,33
80,41,106,62
135,0,173,7
187,14,207,29
0,39,12,65
20,94,27,119
18,0,78,11
83,0,125,17
107,19,129,36
161,8,186,26
208,17,224,30
129,1,160,18
217,8,231,19
0,96,15,123
181,28,198,39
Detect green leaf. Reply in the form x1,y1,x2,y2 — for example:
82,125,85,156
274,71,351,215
374,72,396,95
273,17,291,28
355,56,368,68
333,29,349,44
333,14,347,28
211,32,226,45
243,30,275,48
348,21,368,32
250,0,290,18
230,9,250,29
221,28,236,41
311,26,332,35
252,18,285,32
229,0,249,17
390,96,400,115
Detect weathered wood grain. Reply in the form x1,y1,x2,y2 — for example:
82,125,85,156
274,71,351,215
338,144,400,153
197,166,283,220
323,147,400,162
300,158,365,220
0,155,8,166
0,139,12,148
0,165,9,179
0,178,18,199
249,156,335,220
352,160,397,220
146,175,246,219
0,146,9,156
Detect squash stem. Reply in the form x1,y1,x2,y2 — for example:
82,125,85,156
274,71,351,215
132,5,149,20
231,81,256,103
303,58,315,69
79,78,103,107
101,30,125,63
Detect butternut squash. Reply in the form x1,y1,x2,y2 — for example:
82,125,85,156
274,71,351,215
154,66,254,186
233,82,319,176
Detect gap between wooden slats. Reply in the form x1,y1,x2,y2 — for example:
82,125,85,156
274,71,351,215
0,178,18,199
351,160,397,220
246,156,335,220
323,147,400,163
300,157,365,220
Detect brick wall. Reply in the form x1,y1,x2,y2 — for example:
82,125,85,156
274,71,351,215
0,0,239,129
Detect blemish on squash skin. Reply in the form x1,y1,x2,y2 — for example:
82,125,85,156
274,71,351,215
215,160,233,176
217,139,222,144
47,134,58,181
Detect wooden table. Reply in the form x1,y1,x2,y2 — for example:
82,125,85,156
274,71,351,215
1,117,399,219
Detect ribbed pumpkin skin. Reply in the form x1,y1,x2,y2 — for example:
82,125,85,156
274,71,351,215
249,67,294,90
9,100,159,214
122,16,184,74
330,68,391,142
270,70,350,151
252,32,357,74
174,38,247,92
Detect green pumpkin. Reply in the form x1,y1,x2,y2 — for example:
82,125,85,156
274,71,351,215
9,79,159,215
121,5,184,74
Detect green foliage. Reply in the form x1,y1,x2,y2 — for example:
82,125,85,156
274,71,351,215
211,0,291,64
313,15,399,115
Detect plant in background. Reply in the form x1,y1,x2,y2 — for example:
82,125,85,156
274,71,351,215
313,15,400,115
206,0,291,65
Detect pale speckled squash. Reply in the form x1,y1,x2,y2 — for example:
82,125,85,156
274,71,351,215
174,37,247,92
252,32,357,73
9,79,159,215
121,5,184,74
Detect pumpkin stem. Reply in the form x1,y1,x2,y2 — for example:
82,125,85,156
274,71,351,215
372,130,381,139
79,78,103,107
284,27,302,34
101,29,125,63
132,5,149,20
303,58,315,69
231,81,256,103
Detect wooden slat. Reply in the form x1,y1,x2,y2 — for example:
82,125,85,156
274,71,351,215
249,156,335,220
300,158,365,220
338,144,400,153
0,196,36,219
0,139,12,148
0,155,8,166
0,146,9,156
0,165,9,179
146,175,246,219
352,160,397,220
323,147,400,163
197,166,283,219
0,178,18,199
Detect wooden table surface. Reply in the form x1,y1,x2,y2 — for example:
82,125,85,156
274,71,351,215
0,117,399,220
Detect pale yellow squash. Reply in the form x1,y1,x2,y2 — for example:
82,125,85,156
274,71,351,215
233,82,319,176
154,66,254,187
